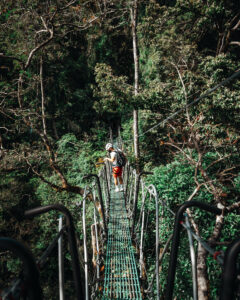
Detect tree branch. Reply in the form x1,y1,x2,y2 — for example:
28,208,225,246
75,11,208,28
24,27,53,70
226,201,240,213
0,53,23,64
229,41,240,47
205,155,231,171
171,62,192,125
40,56,47,136
25,157,85,195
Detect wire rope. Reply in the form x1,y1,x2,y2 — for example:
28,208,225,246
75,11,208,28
124,69,240,141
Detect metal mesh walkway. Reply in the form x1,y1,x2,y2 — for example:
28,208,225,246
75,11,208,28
103,188,142,299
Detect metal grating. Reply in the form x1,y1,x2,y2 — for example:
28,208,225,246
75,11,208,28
103,188,142,299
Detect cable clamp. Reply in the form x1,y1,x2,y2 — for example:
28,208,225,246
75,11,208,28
213,251,222,260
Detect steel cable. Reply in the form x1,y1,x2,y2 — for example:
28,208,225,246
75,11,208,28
123,69,240,141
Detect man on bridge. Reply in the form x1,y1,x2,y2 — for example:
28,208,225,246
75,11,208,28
104,143,126,192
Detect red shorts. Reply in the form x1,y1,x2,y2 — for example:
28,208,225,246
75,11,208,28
112,167,123,178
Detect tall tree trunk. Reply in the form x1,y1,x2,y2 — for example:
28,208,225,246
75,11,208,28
109,126,113,144
52,117,59,140
52,96,59,140
197,244,209,300
118,125,123,149
0,134,3,159
131,0,140,170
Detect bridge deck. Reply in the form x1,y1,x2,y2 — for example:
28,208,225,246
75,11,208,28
103,188,142,299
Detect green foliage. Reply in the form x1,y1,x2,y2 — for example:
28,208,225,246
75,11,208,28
148,155,212,207
1,0,240,298
93,63,133,114
234,175,240,192
144,153,240,298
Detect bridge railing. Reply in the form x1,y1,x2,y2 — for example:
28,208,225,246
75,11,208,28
81,172,110,300
24,204,84,300
220,237,240,300
165,201,223,300
123,163,162,298
96,161,112,222
0,204,84,300
121,159,240,300
0,237,42,300
2,153,240,299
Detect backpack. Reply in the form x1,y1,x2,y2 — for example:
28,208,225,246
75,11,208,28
114,150,126,167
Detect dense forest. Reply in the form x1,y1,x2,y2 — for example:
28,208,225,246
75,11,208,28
1,0,240,299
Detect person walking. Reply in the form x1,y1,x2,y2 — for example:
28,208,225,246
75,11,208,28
104,143,126,192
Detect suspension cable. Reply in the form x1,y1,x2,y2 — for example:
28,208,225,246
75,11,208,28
125,69,240,141
185,214,198,300
182,219,224,265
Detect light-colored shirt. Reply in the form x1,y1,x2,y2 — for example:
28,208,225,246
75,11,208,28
110,151,117,166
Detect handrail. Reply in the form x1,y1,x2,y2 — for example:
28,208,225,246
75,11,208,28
96,162,110,220
122,163,238,299
123,163,131,204
82,187,89,300
220,238,240,300
181,219,224,265
83,174,107,237
0,237,42,300
93,191,100,283
147,184,160,299
24,204,84,300
185,214,197,300
103,164,111,219
138,184,163,299
131,171,153,237
58,215,65,300
37,226,66,268
165,201,222,300
125,164,135,216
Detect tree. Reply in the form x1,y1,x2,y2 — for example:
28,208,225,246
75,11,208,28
129,1,240,298
130,0,140,168
0,0,115,196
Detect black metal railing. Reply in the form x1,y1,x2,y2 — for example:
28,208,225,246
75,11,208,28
165,201,222,299
220,237,240,300
24,204,84,300
0,237,42,300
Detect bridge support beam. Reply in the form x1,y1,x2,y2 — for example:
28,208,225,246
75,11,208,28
25,204,84,300
131,171,153,238
220,238,240,300
0,237,42,300
165,201,222,300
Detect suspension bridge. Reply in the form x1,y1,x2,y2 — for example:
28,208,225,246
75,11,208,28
103,186,142,299
1,139,240,300
1,50,240,300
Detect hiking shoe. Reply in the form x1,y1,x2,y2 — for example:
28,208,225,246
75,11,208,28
115,186,119,192
119,186,124,191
